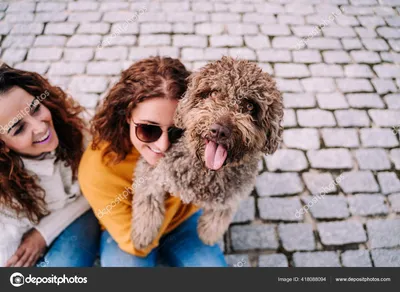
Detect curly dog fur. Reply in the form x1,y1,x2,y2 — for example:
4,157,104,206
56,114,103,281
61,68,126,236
131,57,284,249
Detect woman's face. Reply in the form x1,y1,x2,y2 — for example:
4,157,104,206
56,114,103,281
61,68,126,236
129,97,179,166
0,87,59,157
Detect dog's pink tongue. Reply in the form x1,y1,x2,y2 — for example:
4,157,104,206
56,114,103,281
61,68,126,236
205,141,227,170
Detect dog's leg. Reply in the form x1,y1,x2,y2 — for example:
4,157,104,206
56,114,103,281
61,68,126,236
197,206,235,245
131,161,166,250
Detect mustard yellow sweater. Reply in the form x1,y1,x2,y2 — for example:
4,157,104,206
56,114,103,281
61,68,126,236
78,142,199,257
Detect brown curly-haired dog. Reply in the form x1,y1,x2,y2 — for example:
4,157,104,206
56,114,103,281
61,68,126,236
131,57,283,249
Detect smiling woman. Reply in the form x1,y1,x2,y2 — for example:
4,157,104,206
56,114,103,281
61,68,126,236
0,63,100,267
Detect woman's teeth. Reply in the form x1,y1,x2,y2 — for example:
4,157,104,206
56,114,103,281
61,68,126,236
34,130,50,143
150,147,162,154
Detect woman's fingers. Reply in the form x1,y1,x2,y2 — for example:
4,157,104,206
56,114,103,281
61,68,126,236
14,249,32,267
5,248,26,267
24,253,39,267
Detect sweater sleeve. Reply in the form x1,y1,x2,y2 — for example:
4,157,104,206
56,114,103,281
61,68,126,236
34,196,91,246
0,213,29,267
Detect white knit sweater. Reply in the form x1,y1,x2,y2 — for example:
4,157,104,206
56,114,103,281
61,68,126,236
0,151,90,266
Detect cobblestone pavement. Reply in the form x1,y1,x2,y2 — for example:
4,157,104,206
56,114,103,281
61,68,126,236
1,0,400,267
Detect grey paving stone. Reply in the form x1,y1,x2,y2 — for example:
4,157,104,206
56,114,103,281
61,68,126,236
283,129,320,150
307,149,353,169
350,50,381,64
336,78,374,93
258,254,288,267
360,128,399,148
339,171,380,193
388,193,400,213
335,109,371,127
257,49,291,62
228,48,256,60
2,35,35,48
225,255,251,267
265,149,308,171
356,149,391,171
34,35,67,47
210,35,242,47
272,36,302,49
232,197,255,223
274,63,310,78
259,197,303,221
14,62,49,75
293,251,341,267
292,50,322,63
302,172,338,195
346,93,385,108
341,38,363,50
355,27,378,38
63,48,94,61
48,62,85,76
318,221,367,245
291,25,322,38
86,62,122,75
301,78,336,93
380,52,400,63
244,13,276,24
279,223,315,251
367,219,400,248
255,172,303,197
306,38,342,50
374,64,400,78
27,48,62,61
69,76,108,93
1,48,27,64
67,35,102,47
348,194,389,216
260,24,291,36
316,93,349,109
358,16,386,27
341,250,372,267
388,39,400,51
323,51,351,64
371,79,398,94
302,195,350,219
390,149,400,170
369,110,400,127
275,78,303,92
227,23,258,36
283,93,316,108
138,35,170,47
298,109,336,127
378,172,400,195
344,65,374,78
4,12,34,23
377,27,400,39
95,47,128,61
278,15,304,25
323,26,356,38
282,109,297,127
361,38,389,51
322,128,359,147
230,225,278,251
371,249,400,267
244,35,270,50
309,64,344,77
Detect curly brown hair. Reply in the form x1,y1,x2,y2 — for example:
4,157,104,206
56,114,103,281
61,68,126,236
0,63,87,223
91,56,190,164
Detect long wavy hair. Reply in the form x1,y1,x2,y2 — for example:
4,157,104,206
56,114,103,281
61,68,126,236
91,56,190,164
0,63,86,223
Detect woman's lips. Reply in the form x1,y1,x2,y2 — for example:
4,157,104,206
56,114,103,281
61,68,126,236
33,129,51,144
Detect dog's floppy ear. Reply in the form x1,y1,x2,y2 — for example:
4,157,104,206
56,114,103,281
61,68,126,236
262,89,284,155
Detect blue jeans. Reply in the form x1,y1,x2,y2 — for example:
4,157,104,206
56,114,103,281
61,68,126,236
36,210,100,267
100,210,228,267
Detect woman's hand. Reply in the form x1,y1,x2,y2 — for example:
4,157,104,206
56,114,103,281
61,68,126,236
5,229,47,267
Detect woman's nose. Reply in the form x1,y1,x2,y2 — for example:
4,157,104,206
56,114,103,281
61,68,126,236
153,131,170,153
30,117,47,135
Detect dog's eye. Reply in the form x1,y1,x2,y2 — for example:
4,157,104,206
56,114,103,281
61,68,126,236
246,103,254,112
210,91,218,98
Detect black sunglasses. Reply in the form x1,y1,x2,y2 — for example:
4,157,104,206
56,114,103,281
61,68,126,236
133,122,184,143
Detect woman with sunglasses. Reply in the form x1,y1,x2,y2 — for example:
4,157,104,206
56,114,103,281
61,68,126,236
78,57,228,267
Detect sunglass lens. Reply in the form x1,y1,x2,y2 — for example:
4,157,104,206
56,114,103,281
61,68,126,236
168,128,184,143
137,124,162,142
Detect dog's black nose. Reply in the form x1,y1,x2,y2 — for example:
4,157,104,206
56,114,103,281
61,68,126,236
209,124,231,141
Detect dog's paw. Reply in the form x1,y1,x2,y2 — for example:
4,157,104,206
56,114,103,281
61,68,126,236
131,227,155,250
197,217,223,246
